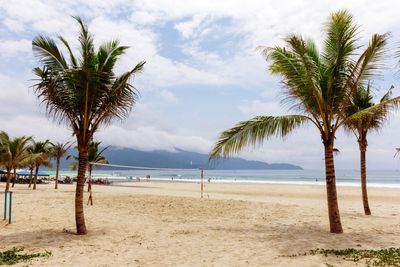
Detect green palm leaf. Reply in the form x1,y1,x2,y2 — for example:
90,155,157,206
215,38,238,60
210,115,310,158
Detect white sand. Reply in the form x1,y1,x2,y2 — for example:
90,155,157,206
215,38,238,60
1,181,400,266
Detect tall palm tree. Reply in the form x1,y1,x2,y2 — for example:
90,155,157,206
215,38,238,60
68,141,109,205
345,85,395,215
29,140,53,190
52,142,72,189
210,10,399,233
32,17,145,234
0,132,32,191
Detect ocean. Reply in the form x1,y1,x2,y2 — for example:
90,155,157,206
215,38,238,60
53,169,400,188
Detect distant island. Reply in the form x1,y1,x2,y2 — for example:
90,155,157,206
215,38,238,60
59,147,303,170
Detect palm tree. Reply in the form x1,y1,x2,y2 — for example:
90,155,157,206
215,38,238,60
345,85,395,215
29,140,53,190
0,132,13,192
10,137,32,187
0,132,32,191
32,17,145,234
210,10,399,233
68,141,109,205
25,156,37,188
52,142,72,189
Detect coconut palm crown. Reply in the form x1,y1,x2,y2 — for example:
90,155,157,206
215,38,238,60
32,16,145,234
210,10,400,233
0,132,32,191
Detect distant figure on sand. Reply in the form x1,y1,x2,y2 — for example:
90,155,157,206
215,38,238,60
208,178,211,183
171,177,174,181
146,175,150,181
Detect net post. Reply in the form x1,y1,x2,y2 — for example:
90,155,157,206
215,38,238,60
3,191,7,220
200,168,204,199
8,191,12,224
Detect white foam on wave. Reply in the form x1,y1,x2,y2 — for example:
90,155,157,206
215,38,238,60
134,177,400,189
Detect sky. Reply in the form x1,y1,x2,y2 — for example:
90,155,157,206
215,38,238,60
0,0,399,170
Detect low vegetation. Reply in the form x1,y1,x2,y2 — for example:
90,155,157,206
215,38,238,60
0,247,51,265
287,247,400,266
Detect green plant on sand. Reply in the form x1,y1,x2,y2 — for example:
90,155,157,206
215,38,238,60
0,247,51,265
287,247,400,267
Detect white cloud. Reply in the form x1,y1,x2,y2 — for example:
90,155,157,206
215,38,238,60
158,89,178,103
174,14,208,39
3,18,25,32
0,39,31,58
238,100,285,117
97,125,213,153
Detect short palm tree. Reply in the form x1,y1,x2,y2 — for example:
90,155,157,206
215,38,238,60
29,140,53,190
345,85,395,215
32,17,145,234
0,132,32,191
25,156,37,188
10,137,32,188
210,10,399,233
68,141,109,205
52,142,72,189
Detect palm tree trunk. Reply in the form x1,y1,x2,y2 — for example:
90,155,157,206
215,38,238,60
75,145,88,235
5,167,11,192
87,165,93,206
55,157,60,190
33,165,39,190
324,142,343,234
11,167,16,187
28,168,33,188
87,165,91,192
359,141,371,215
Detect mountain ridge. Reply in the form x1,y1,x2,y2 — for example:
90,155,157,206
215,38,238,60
57,146,303,170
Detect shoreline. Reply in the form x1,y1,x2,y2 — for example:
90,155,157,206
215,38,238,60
112,177,400,189
46,168,400,189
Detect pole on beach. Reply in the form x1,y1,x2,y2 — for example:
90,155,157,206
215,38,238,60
8,191,12,224
3,191,7,220
200,168,204,199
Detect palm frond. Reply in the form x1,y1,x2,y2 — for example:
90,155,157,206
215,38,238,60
344,95,400,128
32,35,68,71
394,148,400,158
92,61,145,129
210,115,311,159
97,40,129,73
58,35,78,67
350,33,389,87
380,85,394,102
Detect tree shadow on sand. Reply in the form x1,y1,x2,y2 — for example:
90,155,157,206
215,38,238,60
0,227,107,249
208,222,400,255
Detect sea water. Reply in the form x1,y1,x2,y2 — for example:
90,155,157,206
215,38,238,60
54,169,400,188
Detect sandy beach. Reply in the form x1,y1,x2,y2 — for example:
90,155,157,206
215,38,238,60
1,181,400,266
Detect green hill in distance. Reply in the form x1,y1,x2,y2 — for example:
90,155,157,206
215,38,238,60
58,147,303,170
